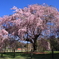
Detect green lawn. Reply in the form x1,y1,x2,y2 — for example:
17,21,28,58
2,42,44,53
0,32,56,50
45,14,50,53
0,51,59,59
44,51,59,53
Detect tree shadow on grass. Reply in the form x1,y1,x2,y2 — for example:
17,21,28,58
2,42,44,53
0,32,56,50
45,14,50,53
0,52,15,58
18,52,59,59
32,53,59,59
0,52,59,59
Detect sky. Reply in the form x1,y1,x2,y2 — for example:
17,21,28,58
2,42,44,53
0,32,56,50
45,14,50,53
0,0,59,17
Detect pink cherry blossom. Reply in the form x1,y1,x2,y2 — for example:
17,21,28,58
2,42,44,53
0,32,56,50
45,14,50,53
0,4,59,51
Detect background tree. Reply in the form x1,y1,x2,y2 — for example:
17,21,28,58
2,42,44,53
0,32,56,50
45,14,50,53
0,27,8,57
49,35,59,51
37,38,51,52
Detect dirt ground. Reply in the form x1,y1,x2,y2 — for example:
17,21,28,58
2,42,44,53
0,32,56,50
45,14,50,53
23,52,47,54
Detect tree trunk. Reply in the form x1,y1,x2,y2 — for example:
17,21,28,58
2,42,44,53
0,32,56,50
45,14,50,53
50,39,54,59
51,47,54,59
0,50,3,57
1,52,3,57
13,49,15,58
21,47,23,52
33,40,37,52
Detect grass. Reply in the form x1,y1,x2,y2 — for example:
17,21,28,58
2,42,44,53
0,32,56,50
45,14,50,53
0,51,59,59
44,51,59,53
